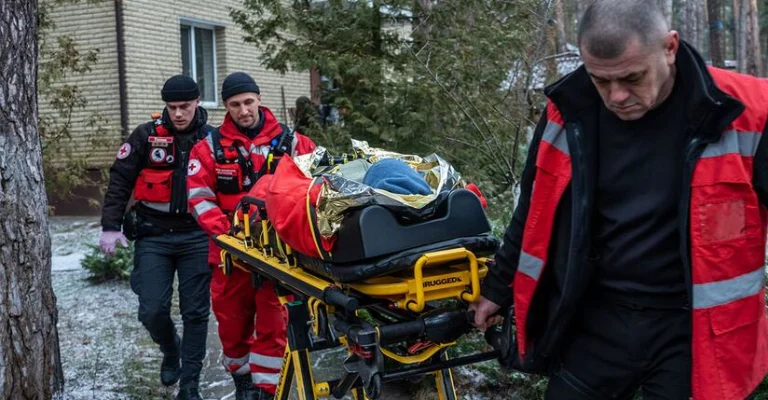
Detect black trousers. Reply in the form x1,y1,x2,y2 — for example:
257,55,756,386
131,230,211,389
545,296,692,400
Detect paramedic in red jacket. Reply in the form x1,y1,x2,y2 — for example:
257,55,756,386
470,1,768,399
187,72,316,400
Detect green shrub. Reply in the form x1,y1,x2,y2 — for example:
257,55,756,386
80,243,133,282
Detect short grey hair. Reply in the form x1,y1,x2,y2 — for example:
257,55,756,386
577,0,669,59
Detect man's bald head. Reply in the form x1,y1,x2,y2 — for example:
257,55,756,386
578,0,669,59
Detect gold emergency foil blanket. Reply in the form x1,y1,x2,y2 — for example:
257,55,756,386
292,140,464,238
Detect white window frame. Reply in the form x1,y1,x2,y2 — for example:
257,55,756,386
180,18,219,107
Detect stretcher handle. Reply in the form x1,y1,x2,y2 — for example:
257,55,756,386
377,319,425,344
378,308,474,345
322,287,359,312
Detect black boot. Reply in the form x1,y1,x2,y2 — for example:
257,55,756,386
251,387,275,400
176,387,203,400
232,374,255,400
160,335,182,386
161,354,181,386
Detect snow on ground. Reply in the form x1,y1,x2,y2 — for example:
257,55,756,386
51,216,233,400
50,216,494,400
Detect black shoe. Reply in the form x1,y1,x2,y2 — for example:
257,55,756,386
160,354,181,386
160,335,182,386
250,387,274,400
232,374,255,400
176,387,203,400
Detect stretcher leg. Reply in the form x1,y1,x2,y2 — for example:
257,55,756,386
435,351,458,400
274,348,293,400
279,300,319,400
352,387,370,400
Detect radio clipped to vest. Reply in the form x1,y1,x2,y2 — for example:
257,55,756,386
211,124,294,194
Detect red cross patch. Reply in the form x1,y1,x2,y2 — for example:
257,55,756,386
188,159,201,176
116,143,131,159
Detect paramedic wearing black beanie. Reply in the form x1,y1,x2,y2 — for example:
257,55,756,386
221,71,261,100
162,74,201,102
188,71,317,400
100,74,213,400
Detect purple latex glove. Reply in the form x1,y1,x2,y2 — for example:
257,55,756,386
99,231,129,256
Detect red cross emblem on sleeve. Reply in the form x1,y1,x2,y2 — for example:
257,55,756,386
188,159,201,176
116,143,131,159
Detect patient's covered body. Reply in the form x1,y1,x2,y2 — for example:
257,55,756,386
244,140,492,267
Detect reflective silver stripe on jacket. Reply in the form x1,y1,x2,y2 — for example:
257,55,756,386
192,200,218,219
140,201,170,213
542,121,569,155
701,130,761,158
517,251,545,281
692,266,765,309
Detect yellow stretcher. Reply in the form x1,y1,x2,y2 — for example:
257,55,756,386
213,189,506,400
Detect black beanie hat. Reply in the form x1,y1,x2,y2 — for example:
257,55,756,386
221,72,260,101
161,75,200,102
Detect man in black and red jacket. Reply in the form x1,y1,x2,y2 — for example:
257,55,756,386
100,75,212,400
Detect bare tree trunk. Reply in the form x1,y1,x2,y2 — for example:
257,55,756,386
736,0,748,71
743,0,762,75
554,0,567,52
659,0,673,27
708,0,726,67
0,0,64,399
698,1,709,53
678,0,702,49
764,31,768,77
574,0,587,39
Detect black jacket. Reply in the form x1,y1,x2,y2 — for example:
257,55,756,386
481,42,768,372
101,107,212,232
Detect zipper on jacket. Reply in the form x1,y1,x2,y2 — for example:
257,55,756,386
679,135,706,309
171,149,190,214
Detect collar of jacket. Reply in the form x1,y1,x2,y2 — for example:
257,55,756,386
237,109,265,139
162,106,209,138
543,40,744,143
219,106,283,147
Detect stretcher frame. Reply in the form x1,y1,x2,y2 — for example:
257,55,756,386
213,200,503,399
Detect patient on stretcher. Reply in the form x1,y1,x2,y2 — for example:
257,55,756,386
237,140,497,282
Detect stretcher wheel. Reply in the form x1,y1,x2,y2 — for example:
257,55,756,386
365,374,381,399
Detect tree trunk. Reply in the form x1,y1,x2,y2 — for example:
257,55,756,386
743,0,762,75
573,0,587,40
678,0,702,49
0,0,64,399
736,0,748,71
554,0,567,52
659,0,673,27
698,0,709,53
708,0,726,67
763,30,768,77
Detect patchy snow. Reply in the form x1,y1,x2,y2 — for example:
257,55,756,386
456,365,487,387
52,253,87,271
50,216,499,399
51,216,233,400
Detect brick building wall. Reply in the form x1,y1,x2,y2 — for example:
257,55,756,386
39,0,122,167
40,0,311,168
121,0,311,132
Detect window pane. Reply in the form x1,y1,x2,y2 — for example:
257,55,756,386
194,27,215,103
180,25,191,78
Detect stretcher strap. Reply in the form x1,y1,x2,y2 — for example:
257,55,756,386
306,177,332,261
